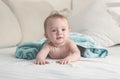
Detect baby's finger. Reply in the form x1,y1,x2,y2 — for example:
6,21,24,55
34,60,40,64
56,60,60,63
60,60,66,64
63,61,68,64
56,60,62,64
45,61,49,64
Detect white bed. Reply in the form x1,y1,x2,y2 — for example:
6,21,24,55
0,46,120,79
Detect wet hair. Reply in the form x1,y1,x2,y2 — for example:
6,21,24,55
44,12,69,33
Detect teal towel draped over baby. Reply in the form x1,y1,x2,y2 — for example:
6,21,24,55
15,32,108,60
68,33,108,58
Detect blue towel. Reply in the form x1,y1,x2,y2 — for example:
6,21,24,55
69,32,108,58
15,40,46,60
15,32,108,60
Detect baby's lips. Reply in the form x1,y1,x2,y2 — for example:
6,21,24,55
57,37,63,40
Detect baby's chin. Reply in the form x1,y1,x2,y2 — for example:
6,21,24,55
54,40,65,46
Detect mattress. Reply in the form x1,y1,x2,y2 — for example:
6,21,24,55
0,46,120,79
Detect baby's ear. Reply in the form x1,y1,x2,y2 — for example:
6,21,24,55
68,28,70,33
44,33,48,38
68,26,71,31
69,28,71,32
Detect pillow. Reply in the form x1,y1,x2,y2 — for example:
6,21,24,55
69,0,120,47
0,0,21,48
2,0,54,43
107,7,120,27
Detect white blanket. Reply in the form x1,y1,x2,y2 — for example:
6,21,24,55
0,46,120,79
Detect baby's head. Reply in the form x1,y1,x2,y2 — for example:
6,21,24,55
44,13,70,46
44,13,70,33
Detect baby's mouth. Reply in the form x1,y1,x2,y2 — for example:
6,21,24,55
56,37,63,40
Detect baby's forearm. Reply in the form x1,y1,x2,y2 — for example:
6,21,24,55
35,52,49,65
36,52,47,60
65,52,80,62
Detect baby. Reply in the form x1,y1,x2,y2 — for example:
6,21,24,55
34,13,81,65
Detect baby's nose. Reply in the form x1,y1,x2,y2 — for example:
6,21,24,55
57,30,62,35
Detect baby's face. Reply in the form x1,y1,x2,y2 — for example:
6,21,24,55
45,18,69,46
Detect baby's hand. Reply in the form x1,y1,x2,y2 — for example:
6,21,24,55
56,58,71,64
34,59,49,65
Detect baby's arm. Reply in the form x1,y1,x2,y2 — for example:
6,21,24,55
57,41,80,64
34,43,50,65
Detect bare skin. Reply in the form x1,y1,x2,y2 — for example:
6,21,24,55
34,15,81,65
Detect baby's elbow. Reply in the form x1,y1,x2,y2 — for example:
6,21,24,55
72,51,81,61
78,52,80,57
77,55,80,60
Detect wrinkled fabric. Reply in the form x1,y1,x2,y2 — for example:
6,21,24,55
69,32,108,58
15,32,108,60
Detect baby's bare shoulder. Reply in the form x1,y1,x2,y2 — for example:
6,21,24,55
67,39,76,45
43,42,51,48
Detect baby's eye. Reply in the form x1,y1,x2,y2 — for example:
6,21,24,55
62,28,66,31
51,29,57,32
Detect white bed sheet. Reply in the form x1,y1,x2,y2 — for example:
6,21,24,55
0,46,120,79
